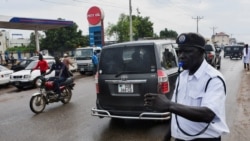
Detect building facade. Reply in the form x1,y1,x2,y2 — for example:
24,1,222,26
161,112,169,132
0,30,30,52
0,30,9,55
0,30,32,61
211,32,230,47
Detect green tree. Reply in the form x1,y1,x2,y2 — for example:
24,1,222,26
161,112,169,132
159,28,178,39
106,13,154,42
28,32,42,52
133,15,153,40
40,22,89,54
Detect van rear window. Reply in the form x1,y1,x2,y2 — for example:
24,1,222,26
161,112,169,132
99,45,156,74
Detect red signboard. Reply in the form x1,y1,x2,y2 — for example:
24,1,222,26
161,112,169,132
87,6,103,25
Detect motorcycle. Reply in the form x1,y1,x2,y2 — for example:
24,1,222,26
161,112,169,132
29,75,75,114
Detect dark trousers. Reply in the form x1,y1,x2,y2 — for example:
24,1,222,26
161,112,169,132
48,77,66,97
244,63,249,70
93,64,97,74
40,71,46,76
175,136,221,141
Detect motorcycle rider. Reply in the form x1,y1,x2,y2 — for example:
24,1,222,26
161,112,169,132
45,56,70,100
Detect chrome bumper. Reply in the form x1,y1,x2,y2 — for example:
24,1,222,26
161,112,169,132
91,107,171,120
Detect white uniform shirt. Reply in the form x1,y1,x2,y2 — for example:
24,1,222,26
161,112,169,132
171,60,230,140
243,47,250,64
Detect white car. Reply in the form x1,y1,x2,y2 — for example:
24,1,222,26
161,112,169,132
29,55,54,60
10,60,55,89
0,65,14,86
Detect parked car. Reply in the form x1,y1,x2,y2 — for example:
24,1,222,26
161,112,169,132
223,46,232,58
91,40,179,120
0,65,13,86
29,55,54,60
10,59,35,72
205,44,217,67
10,60,55,89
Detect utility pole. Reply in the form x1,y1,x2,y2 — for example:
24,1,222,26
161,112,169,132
192,16,203,33
129,0,133,41
210,26,217,35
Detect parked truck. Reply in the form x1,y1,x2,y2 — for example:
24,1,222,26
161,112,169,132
75,46,102,75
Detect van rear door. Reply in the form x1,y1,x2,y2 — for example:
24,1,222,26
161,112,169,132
97,44,158,114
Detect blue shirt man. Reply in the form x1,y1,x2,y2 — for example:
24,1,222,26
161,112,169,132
92,51,99,74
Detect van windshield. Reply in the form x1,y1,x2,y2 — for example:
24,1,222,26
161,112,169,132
75,49,93,60
99,45,156,74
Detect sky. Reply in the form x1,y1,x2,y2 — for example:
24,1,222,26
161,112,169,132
0,0,250,43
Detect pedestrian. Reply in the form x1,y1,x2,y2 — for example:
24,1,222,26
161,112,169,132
92,51,99,74
5,54,9,65
0,53,3,65
144,32,229,141
62,53,74,69
32,53,49,76
62,53,74,76
10,53,15,65
243,44,250,71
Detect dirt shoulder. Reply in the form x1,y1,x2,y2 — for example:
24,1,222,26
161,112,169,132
226,70,250,141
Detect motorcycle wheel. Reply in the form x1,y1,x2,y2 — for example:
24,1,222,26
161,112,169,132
30,95,46,114
61,88,72,104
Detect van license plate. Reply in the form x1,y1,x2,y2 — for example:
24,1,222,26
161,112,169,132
118,84,133,93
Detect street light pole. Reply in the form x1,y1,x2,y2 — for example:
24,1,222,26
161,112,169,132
129,0,132,41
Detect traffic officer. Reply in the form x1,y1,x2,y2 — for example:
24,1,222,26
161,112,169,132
144,32,229,141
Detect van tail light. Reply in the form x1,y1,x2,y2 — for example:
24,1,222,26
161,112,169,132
157,69,170,94
95,73,99,94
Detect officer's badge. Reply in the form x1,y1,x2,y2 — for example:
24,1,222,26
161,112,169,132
178,35,186,43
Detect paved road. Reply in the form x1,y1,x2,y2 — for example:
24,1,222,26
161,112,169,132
0,57,246,141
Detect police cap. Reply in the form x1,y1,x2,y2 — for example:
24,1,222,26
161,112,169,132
176,32,206,50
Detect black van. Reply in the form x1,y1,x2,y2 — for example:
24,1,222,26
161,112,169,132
224,46,232,58
230,45,243,59
91,40,179,120
223,45,243,59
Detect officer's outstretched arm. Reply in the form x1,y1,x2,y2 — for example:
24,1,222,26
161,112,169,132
144,93,215,123
168,102,215,123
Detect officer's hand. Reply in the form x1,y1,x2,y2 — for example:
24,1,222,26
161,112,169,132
144,93,171,112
